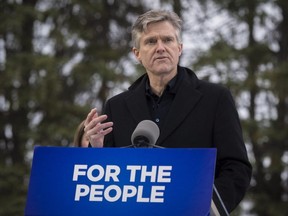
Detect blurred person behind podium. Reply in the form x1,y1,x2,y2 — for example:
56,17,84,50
73,120,89,147
83,9,252,213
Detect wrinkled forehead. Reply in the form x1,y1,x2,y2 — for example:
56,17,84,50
142,20,175,32
140,21,178,39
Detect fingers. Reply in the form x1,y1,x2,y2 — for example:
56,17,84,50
84,108,113,147
88,126,113,143
84,108,98,127
85,119,113,137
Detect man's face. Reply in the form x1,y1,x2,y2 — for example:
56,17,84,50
133,21,183,77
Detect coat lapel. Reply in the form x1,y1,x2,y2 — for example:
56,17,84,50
156,72,203,145
125,75,151,124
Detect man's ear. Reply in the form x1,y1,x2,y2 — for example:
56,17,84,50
132,47,141,62
178,43,183,56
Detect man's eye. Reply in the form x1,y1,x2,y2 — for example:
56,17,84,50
164,37,173,43
146,39,156,44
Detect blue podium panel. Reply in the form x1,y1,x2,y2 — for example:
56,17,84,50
25,147,216,216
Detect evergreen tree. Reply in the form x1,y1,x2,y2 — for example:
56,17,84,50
0,1,39,215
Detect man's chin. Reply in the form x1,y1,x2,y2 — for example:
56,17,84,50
153,67,176,76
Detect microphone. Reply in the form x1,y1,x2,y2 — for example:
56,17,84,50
130,120,162,148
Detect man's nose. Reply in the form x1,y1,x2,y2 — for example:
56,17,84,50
156,41,165,53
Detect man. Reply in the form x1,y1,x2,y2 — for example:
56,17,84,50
84,10,252,213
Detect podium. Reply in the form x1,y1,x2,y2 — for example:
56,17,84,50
25,147,216,216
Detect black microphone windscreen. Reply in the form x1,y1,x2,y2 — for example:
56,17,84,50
131,120,160,146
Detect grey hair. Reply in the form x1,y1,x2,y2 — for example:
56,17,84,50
131,10,183,49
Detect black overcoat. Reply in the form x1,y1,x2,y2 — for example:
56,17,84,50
103,66,252,212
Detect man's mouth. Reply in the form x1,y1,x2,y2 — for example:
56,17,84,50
155,56,168,60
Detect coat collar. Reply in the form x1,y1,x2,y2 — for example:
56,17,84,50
125,66,203,145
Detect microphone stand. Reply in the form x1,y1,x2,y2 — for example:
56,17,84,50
211,184,229,216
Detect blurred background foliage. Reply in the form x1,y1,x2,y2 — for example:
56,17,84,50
0,0,287,215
